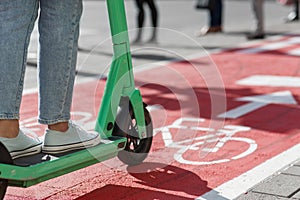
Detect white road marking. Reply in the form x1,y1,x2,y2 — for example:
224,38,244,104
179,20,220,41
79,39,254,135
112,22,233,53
196,143,300,200
237,75,300,87
288,47,300,56
236,37,300,54
218,91,297,119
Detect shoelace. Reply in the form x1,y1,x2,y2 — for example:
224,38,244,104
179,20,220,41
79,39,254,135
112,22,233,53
69,121,86,133
21,127,41,142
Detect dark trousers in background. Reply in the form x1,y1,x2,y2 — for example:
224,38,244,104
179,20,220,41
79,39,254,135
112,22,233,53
209,0,222,27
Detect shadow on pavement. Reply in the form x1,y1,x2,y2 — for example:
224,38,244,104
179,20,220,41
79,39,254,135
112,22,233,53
76,162,210,200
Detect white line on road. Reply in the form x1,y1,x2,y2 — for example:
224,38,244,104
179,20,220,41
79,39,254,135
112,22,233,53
196,143,300,200
237,75,300,87
218,91,297,119
236,37,300,54
288,47,300,56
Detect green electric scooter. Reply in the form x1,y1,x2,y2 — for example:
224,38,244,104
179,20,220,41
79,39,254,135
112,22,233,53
0,0,153,199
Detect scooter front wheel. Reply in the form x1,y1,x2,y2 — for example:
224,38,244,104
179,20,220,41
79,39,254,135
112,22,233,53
0,142,12,200
113,106,153,166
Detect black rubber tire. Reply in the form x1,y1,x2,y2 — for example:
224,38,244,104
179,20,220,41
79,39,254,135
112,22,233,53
113,106,153,166
0,180,7,200
0,142,12,200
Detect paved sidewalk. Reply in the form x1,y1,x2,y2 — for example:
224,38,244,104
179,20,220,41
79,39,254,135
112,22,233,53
236,159,300,200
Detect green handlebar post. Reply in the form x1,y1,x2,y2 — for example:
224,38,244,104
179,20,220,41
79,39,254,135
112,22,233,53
107,0,130,47
95,0,146,138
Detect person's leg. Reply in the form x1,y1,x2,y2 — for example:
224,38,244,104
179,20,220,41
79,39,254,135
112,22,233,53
0,0,38,135
136,0,145,29
0,0,42,159
38,0,82,127
216,0,223,28
146,0,158,42
197,0,222,36
295,0,299,18
211,0,222,28
38,0,100,154
253,0,264,35
147,0,158,28
209,6,214,28
133,0,145,43
247,0,265,39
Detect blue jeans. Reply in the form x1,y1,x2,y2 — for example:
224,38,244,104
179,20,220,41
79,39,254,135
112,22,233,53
0,0,82,124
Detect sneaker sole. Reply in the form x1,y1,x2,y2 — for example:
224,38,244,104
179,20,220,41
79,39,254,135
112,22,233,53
42,135,101,154
11,143,42,160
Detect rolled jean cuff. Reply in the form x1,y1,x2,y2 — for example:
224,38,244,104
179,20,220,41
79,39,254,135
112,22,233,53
38,117,70,125
0,114,19,120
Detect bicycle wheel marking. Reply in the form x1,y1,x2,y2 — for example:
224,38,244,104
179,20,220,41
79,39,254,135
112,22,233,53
153,117,256,165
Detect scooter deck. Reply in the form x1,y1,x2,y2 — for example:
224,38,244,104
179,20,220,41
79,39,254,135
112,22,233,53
0,137,126,188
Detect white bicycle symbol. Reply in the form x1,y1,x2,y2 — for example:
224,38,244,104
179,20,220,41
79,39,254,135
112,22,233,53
153,118,257,165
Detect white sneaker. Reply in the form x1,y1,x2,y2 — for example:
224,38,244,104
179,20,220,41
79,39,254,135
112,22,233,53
0,129,42,159
42,121,101,154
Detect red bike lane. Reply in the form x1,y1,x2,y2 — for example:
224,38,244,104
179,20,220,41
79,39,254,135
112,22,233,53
5,35,300,200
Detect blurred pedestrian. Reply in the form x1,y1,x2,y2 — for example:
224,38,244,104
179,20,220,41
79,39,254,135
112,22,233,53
285,0,299,22
133,0,159,43
247,0,265,40
196,0,223,36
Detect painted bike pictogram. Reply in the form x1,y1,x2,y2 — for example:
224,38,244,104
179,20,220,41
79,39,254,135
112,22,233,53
153,118,257,165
